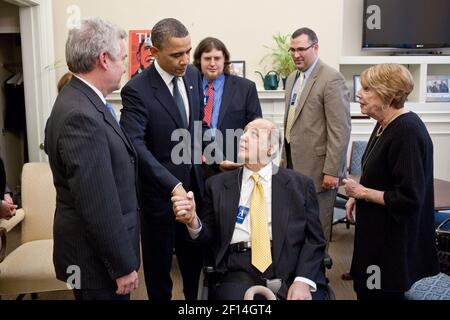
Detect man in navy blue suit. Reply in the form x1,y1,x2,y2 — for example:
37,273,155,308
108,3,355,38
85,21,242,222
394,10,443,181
193,37,262,176
120,18,205,300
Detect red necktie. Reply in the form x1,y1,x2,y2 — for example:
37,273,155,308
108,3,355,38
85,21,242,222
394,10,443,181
203,82,214,127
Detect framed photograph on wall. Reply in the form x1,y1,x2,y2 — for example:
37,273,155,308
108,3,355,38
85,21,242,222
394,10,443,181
353,75,362,102
229,61,246,78
129,30,153,79
426,75,450,102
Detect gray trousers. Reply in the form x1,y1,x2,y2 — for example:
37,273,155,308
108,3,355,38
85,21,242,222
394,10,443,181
317,188,338,251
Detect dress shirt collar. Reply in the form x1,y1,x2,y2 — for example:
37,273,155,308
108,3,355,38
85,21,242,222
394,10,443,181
202,74,225,91
73,74,106,105
154,60,177,87
302,57,319,81
243,163,273,183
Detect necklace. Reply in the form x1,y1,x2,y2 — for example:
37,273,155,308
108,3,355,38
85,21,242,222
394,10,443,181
375,110,405,137
363,110,408,169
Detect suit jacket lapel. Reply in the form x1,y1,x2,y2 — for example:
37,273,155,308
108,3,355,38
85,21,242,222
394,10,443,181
71,77,133,152
182,74,196,131
284,72,298,127
271,167,291,267
217,76,235,128
216,169,241,266
292,60,322,125
149,66,187,129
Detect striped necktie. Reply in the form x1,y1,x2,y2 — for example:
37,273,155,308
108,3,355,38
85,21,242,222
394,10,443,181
203,81,214,127
105,103,119,124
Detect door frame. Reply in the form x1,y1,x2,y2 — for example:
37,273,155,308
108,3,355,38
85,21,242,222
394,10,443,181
4,0,56,162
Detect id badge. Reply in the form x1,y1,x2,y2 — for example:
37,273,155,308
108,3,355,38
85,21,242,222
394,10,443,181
236,206,250,225
290,93,297,106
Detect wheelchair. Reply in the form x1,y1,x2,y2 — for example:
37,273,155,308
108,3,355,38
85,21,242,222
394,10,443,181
197,255,336,300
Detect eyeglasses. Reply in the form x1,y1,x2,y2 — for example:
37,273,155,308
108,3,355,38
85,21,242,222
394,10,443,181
288,43,316,55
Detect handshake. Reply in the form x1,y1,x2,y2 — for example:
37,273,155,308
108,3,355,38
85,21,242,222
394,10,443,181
171,185,199,229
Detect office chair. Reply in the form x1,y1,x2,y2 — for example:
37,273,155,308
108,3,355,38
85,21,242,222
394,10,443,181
0,163,68,300
405,218,450,300
332,141,368,232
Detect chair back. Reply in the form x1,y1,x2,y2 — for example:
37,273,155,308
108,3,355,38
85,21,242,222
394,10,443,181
349,141,368,174
20,162,56,243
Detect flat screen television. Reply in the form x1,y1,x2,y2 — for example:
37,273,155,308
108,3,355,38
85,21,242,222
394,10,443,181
362,0,450,52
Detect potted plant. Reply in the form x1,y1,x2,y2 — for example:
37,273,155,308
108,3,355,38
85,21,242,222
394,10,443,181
261,33,296,89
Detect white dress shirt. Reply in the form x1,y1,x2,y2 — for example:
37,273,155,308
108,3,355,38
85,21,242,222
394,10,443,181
187,163,317,291
74,75,106,105
154,61,190,195
154,60,190,121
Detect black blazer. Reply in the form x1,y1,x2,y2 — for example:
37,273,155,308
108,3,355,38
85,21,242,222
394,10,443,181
197,167,327,286
214,75,262,162
45,77,140,289
120,64,205,223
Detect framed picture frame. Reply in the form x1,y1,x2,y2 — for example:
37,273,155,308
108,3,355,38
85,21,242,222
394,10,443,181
426,75,450,102
229,60,246,78
353,75,362,102
128,30,153,80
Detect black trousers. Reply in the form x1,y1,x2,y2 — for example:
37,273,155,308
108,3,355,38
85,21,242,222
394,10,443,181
73,289,129,300
141,218,203,300
213,251,325,300
354,283,405,301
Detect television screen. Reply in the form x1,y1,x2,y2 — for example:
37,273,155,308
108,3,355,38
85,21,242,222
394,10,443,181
363,0,450,50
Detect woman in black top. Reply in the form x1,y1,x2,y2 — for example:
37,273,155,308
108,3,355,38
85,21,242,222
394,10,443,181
343,64,439,300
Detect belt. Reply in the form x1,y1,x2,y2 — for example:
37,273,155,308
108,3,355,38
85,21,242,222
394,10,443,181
229,241,273,253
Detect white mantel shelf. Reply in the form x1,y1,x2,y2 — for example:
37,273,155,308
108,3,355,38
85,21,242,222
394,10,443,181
108,89,285,102
341,55,450,65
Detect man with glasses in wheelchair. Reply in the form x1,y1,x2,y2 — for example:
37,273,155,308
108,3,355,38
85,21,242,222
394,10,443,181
172,119,328,300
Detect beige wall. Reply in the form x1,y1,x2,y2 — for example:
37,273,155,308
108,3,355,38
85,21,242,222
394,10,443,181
52,0,344,89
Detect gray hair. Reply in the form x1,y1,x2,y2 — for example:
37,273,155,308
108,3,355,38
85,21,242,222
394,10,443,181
151,18,189,49
66,17,127,74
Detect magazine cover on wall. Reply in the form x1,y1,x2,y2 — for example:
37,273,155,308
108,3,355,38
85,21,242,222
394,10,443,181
129,30,153,79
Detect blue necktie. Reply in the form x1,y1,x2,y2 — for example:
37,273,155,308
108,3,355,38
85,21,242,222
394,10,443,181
172,77,188,128
105,103,119,124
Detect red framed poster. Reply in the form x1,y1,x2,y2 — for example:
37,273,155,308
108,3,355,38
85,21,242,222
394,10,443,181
129,30,153,79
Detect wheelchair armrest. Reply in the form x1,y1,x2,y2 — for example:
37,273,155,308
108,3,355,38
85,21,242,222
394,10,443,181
0,208,25,232
323,255,333,270
0,209,25,263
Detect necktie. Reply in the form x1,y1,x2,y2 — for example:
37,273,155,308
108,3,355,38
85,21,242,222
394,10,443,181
172,77,188,128
203,82,214,127
105,103,119,124
285,72,305,144
250,173,272,273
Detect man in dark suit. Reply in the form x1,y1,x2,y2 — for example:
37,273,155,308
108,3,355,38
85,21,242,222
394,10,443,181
120,18,205,301
45,17,140,300
173,119,327,300
193,37,262,175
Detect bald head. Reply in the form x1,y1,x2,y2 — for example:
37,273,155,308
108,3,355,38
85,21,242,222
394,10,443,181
239,119,282,168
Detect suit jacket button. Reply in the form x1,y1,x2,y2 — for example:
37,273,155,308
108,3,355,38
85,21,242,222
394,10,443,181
131,157,135,164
